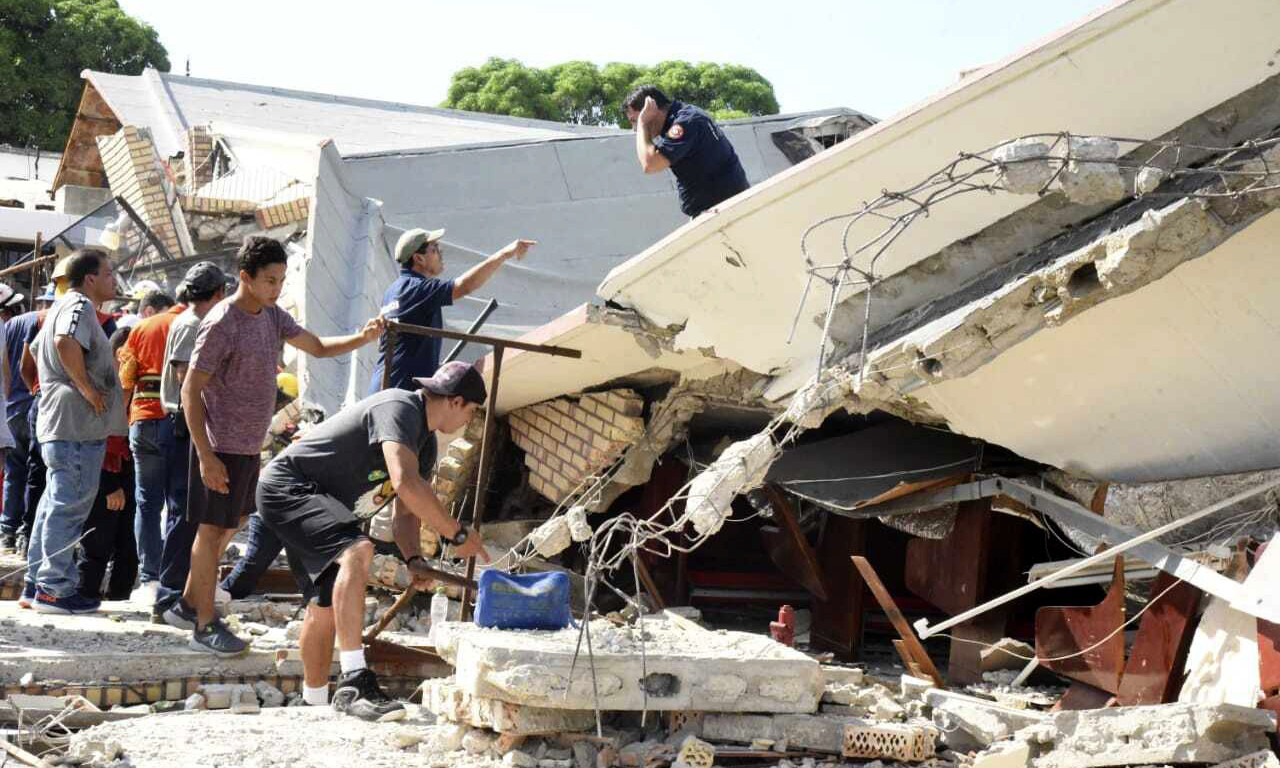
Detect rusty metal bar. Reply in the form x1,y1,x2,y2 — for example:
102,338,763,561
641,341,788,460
385,319,581,359
461,345,503,618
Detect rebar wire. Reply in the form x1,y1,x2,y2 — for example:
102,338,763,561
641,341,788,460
790,131,1280,386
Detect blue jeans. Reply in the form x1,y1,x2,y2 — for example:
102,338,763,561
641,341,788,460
25,439,107,598
220,513,286,599
154,430,194,613
24,396,45,540
129,417,186,583
0,409,30,535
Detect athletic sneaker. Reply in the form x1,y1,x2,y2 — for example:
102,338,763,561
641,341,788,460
33,590,101,614
17,583,35,609
161,598,198,630
331,668,406,722
15,534,28,558
189,618,249,658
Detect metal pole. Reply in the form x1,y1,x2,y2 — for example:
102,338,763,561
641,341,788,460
442,299,499,365
379,327,396,392
461,345,504,619
30,232,42,302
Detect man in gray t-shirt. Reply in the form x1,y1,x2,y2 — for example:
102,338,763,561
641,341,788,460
26,249,124,614
257,361,489,720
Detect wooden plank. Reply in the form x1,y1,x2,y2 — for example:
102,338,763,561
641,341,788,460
810,516,866,660
759,485,829,600
1116,571,1202,705
1035,557,1127,694
462,346,503,619
852,555,944,687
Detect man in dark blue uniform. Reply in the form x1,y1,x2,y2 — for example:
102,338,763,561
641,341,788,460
368,228,535,393
625,86,750,218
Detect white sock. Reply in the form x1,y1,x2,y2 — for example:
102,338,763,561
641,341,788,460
302,684,328,706
339,648,367,675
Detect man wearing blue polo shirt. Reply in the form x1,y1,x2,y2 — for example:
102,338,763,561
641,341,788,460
368,229,534,394
625,85,750,219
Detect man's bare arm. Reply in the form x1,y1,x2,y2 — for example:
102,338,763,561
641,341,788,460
383,441,486,561
634,97,671,174
285,317,384,359
19,343,35,392
452,240,536,300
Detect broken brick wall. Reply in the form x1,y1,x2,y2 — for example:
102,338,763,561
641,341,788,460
507,390,645,505
96,126,185,258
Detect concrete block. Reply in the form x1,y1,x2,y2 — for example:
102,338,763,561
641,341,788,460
973,740,1030,768
1036,703,1276,768
422,678,595,735
530,516,573,558
1058,136,1126,204
437,618,821,712
926,690,1047,748
686,433,774,537
566,506,592,542
54,185,113,216
821,665,864,687
463,728,495,755
1210,750,1280,768
702,712,874,754
993,138,1055,195
980,638,1035,672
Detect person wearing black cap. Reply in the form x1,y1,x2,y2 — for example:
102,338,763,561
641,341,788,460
367,228,534,395
257,360,489,720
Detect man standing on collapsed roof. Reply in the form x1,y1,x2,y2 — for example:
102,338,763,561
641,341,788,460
625,85,750,219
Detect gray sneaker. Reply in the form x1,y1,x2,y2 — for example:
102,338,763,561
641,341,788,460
189,618,249,658
162,598,198,630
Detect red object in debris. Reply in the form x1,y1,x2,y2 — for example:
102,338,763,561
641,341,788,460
770,604,796,646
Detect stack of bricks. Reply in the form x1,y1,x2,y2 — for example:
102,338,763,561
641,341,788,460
507,389,646,505
95,126,184,258
181,194,256,216
423,411,487,553
184,125,215,189
255,192,311,229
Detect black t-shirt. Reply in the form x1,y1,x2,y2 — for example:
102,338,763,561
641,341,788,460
653,100,750,217
266,388,437,515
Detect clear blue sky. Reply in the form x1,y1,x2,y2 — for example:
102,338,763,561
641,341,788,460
118,0,1114,120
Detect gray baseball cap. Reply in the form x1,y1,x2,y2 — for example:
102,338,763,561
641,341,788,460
178,261,231,298
395,228,445,264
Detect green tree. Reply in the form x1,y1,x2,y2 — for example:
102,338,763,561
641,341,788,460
0,0,169,150
442,59,779,127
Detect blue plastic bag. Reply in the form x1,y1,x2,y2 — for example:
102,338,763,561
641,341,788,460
474,570,572,630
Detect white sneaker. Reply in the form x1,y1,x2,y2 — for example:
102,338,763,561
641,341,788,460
131,581,158,606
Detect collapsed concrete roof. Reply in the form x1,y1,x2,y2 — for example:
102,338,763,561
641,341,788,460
337,107,873,343
580,0,1280,484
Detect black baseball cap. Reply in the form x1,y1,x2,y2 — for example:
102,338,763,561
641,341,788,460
414,361,487,406
178,261,231,298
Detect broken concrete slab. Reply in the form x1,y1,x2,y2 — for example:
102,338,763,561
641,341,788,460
421,678,595,735
1210,750,1280,768
981,638,1035,672
435,618,821,713
0,601,285,684
699,712,919,755
1035,703,1276,768
973,740,1030,768
925,690,1048,749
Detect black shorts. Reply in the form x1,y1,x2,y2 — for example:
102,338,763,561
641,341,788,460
187,446,259,529
257,468,367,608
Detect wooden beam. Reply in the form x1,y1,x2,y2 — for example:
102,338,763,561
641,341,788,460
852,555,944,687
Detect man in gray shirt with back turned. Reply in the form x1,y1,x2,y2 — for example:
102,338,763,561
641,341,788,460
25,248,126,614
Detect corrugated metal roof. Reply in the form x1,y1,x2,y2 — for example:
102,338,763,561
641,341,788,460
83,69,622,158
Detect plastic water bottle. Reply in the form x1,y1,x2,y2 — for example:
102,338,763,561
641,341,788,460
428,587,449,646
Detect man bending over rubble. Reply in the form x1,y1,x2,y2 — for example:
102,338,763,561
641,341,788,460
169,237,384,657
258,360,488,720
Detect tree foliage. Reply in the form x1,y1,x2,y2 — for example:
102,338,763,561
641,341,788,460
443,59,779,127
0,0,169,150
